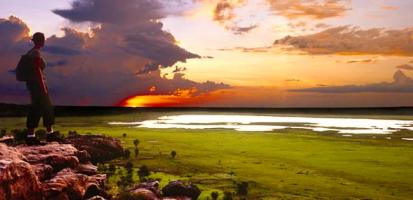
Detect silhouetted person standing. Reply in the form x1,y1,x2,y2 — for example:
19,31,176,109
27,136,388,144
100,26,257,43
25,32,58,145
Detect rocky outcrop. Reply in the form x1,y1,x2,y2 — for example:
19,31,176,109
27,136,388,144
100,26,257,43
64,135,124,163
128,180,201,200
0,140,113,200
42,168,106,200
161,181,201,200
1,134,202,200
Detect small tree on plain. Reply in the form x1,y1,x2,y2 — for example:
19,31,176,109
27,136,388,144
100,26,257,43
138,165,150,181
133,139,140,148
171,150,177,158
125,161,134,174
123,149,131,159
236,181,248,196
108,164,116,173
134,148,139,158
211,191,219,200
223,191,233,200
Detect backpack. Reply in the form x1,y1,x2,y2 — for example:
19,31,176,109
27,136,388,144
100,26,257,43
15,52,35,82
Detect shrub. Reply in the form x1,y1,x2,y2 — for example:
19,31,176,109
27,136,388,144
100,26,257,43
133,139,140,148
68,130,79,137
97,163,107,172
108,164,116,172
12,129,26,141
124,149,131,159
117,173,134,189
134,148,139,158
0,129,6,137
35,129,47,140
118,190,145,200
236,181,248,196
138,165,150,181
125,161,133,174
223,191,233,200
171,150,177,158
122,133,127,138
211,191,219,200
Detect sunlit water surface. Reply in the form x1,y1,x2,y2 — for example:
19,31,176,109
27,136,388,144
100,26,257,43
109,114,413,135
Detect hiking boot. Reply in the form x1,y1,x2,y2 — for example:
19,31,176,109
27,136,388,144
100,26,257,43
25,136,42,146
46,132,63,142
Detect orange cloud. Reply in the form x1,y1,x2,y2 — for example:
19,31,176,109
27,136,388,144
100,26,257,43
266,0,350,19
346,59,375,64
396,64,413,71
382,6,399,11
273,26,413,56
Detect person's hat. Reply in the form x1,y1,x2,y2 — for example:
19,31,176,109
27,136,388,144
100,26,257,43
31,32,45,42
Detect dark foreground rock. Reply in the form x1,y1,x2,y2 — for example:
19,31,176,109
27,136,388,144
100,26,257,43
127,180,201,200
162,181,201,200
64,135,124,163
0,141,112,200
1,134,202,200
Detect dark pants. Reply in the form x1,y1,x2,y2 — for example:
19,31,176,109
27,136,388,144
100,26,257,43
26,82,54,129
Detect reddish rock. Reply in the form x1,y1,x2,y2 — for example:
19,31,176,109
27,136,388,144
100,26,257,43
0,144,43,200
0,138,109,200
129,188,161,200
162,180,201,200
77,163,98,175
41,168,106,200
65,135,124,163
32,163,54,181
129,180,162,199
0,135,14,145
76,150,91,163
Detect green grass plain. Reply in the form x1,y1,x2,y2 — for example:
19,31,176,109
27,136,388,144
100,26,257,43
1,112,413,199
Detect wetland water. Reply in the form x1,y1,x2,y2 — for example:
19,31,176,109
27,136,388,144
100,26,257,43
109,114,413,135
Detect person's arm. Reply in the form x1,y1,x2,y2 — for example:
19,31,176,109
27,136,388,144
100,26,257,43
34,55,48,95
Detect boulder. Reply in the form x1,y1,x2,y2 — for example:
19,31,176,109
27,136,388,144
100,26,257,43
0,135,14,145
0,159,43,200
77,163,98,175
0,138,109,200
17,143,80,171
64,135,124,163
129,180,162,199
0,144,43,200
162,180,201,200
129,188,161,200
41,168,106,200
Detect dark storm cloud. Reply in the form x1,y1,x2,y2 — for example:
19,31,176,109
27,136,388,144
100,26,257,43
0,16,30,54
43,46,83,56
0,11,229,106
52,0,165,24
120,22,200,70
47,60,69,67
289,70,413,93
172,66,187,73
53,0,200,73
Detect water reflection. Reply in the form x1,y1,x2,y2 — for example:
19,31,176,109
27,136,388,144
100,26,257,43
109,114,413,134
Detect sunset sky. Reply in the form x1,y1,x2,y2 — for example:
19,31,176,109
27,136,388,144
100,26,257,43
1,0,413,107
